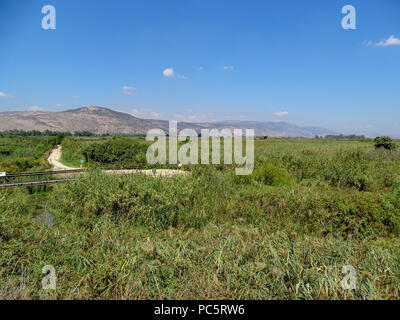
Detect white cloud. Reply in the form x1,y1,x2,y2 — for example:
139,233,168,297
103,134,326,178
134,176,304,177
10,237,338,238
173,111,214,122
131,109,141,117
198,66,204,71
162,67,188,79
376,35,400,47
163,67,175,77
366,35,400,47
56,103,63,107
223,65,234,71
28,106,45,112
131,107,213,122
274,111,289,116
130,108,162,119
151,111,161,118
0,91,12,98
122,85,136,96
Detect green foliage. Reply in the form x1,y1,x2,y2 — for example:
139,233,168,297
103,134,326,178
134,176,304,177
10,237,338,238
253,163,291,186
1,157,43,172
0,148,11,156
83,137,147,166
392,176,400,200
0,136,53,172
44,168,400,238
322,150,373,191
374,136,396,150
2,169,400,299
52,168,232,229
60,136,107,167
47,133,65,146
2,137,400,299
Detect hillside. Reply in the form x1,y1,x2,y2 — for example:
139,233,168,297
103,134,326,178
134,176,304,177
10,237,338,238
0,106,336,137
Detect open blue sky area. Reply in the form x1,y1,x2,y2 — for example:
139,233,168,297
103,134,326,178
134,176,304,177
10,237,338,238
0,0,399,136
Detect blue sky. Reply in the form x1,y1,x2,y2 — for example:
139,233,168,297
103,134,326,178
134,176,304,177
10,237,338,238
0,0,399,136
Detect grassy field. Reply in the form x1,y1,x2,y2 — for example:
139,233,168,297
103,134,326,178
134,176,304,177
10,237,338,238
1,136,400,299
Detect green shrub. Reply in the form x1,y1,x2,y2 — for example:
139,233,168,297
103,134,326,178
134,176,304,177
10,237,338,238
83,137,147,166
232,163,292,186
374,136,396,150
0,157,43,172
253,164,291,186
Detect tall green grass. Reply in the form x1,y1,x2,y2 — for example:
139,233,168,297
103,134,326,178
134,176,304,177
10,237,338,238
1,138,400,299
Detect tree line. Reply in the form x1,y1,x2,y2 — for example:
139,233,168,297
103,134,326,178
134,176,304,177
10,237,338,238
0,130,149,138
0,130,98,137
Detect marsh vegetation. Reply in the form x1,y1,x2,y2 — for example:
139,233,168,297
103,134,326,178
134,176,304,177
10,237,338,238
1,136,400,299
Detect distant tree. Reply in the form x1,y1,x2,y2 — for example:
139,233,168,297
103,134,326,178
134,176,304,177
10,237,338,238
0,129,72,137
325,134,365,140
74,131,95,136
374,136,396,150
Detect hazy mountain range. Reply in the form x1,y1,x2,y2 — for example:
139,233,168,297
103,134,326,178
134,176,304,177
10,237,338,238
0,106,337,138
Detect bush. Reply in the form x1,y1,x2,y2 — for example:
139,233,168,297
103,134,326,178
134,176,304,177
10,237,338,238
0,157,43,172
253,164,292,186
233,163,292,186
374,136,396,150
47,133,65,146
83,137,147,166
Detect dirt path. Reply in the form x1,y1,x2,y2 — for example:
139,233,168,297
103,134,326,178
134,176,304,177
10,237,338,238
47,145,186,177
47,145,73,170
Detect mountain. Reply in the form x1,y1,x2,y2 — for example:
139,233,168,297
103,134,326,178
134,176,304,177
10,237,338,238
0,106,336,138
0,106,162,135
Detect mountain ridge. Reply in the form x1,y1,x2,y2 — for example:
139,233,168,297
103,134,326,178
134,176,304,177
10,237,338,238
0,106,337,138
